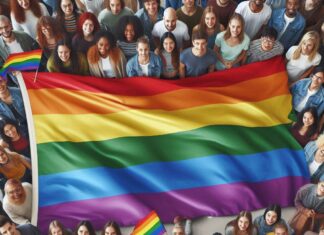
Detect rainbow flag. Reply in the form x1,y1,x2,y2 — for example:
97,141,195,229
21,56,309,233
0,49,42,76
132,211,166,235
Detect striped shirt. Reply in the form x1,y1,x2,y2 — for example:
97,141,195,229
64,14,77,34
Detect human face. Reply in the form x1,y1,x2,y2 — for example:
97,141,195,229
229,19,242,38
83,19,94,37
305,0,318,9
301,39,315,55
4,124,19,140
5,184,25,204
238,216,249,231
172,227,185,235
317,181,324,196
265,211,278,226
319,228,324,235
183,0,195,8
261,36,275,51
104,226,116,235
164,14,177,32
61,0,74,16
110,0,122,15
57,45,71,63
124,24,135,42
275,228,288,235
218,0,230,5
0,79,8,95
17,0,30,9
163,37,175,53
137,42,150,61
0,20,13,38
315,146,324,163
97,37,110,58
311,72,324,87
78,225,89,235
302,111,314,127
0,150,8,164
0,222,17,235
51,227,63,235
250,0,265,8
192,38,207,56
41,25,53,38
285,0,299,17
205,12,216,29
144,0,158,16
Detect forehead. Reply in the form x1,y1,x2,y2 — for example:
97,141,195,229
61,0,72,5
137,42,149,48
0,222,12,232
0,18,10,26
314,71,324,78
110,0,121,4
5,183,21,192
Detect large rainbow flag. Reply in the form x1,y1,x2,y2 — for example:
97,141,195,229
20,56,309,232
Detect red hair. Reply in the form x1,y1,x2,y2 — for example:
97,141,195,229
76,12,100,38
36,16,64,49
10,0,42,23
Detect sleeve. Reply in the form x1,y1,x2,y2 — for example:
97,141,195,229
224,222,234,235
3,203,30,225
286,46,295,60
243,34,250,50
46,55,57,72
234,2,244,13
40,3,50,16
312,53,322,66
294,184,311,211
182,25,190,41
126,59,135,77
151,23,159,37
215,32,223,47
156,55,163,77
10,13,23,32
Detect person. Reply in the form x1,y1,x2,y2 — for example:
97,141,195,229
117,15,144,60
158,32,179,79
9,0,49,39
47,37,89,75
180,30,217,77
304,134,324,184
75,220,96,235
176,0,204,37
214,13,250,70
49,220,71,235
2,179,32,225
207,0,237,27
165,0,183,9
126,36,162,77
124,0,141,13
173,216,192,235
98,0,134,37
253,205,292,235
299,0,324,31
286,31,321,83
274,223,289,235
75,0,105,16
0,2,10,18
0,15,39,67
101,221,122,235
87,30,126,78
0,118,30,158
225,211,258,235
290,66,324,117
247,25,284,63
56,0,80,36
291,107,319,147
235,0,272,39
172,223,185,235
0,215,40,235
152,7,190,51
268,0,305,51
305,223,324,235
192,6,225,49
135,0,164,49
72,12,101,55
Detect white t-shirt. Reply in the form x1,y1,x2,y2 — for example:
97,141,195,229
139,63,149,76
295,87,318,112
278,14,295,40
101,57,116,78
286,46,322,82
7,39,23,54
152,20,190,49
80,0,105,16
309,160,321,175
235,1,272,39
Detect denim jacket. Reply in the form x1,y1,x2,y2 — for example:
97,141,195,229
268,8,305,50
126,52,162,78
290,78,324,117
0,87,26,123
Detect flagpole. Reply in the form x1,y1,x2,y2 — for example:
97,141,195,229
33,66,39,83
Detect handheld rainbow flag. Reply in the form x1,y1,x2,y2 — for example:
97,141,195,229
20,56,309,233
0,49,42,76
132,211,166,235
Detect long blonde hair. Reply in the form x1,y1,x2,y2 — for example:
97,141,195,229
292,31,320,61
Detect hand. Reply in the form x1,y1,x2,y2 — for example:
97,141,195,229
305,209,315,217
224,61,233,69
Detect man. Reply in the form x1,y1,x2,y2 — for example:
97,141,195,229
0,215,40,235
179,30,216,78
290,66,324,117
3,179,32,225
235,0,272,39
0,15,39,68
274,223,289,235
268,0,305,51
207,0,237,27
247,26,284,63
176,0,204,37
172,223,185,235
152,7,190,50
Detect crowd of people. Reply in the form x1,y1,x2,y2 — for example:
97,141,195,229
0,0,323,234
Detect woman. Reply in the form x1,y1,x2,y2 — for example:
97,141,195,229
254,205,291,235
286,31,321,83
72,12,100,55
47,37,89,75
101,221,122,235
225,211,258,235
75,220,96,235
117,15,144,60
49,220,71,235
158,32,179,79
0,118,30,158
10,0,49,39
56,0,80,36
75,0,105,16
87,30,127,78
135,0,164,49
300,0,323,31
214,13,250,70
0,145,31,184
193,6,225,49
291,107,319,147
304,134,324,183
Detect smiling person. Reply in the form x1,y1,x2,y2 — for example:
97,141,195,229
75,221,96,235
0,215,40,235
225,211,258,235
49,220,71,235
207,0,237,28
101,221,122,235
56,0,80,36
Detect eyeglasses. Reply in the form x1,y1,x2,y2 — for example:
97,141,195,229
312,74,324,80
7,187,22,196
261,37,275,45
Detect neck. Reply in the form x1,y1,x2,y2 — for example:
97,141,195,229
309,82,319,91
182,5,196,15
0,89,11,101
2,34,15,44
84,34,93,42
138,56,149,65
217,0,229,7
249,2,262,12
11,133,20,142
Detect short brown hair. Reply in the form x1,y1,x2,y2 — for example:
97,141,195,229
106,0,125,10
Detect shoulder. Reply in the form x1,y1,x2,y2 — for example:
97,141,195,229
135,8,145,17
17,224,40,235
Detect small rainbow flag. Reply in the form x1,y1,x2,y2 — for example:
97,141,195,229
132,211,166,235
0,49,42,76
